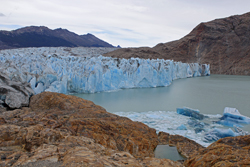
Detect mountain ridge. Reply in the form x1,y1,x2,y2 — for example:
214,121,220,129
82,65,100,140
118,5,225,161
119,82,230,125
105,12,250,75
0,26,114,49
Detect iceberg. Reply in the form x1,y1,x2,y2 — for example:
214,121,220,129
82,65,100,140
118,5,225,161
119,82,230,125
176,124,187,130
177,107,205,120
203,128,237,142
217,107,250,127
0,47,210,94
187,119,206,133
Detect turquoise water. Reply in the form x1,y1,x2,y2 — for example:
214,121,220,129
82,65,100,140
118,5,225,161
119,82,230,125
73,74,250,159
76,75,250,146
73,75,250,117
154,145,186,161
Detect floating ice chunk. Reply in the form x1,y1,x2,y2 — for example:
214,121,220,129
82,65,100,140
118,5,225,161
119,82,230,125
177,107,205,120
176,124,187,130
194,128,205,134
217,120,243,128
217,107,250,127
234,126,249,136
187,119,206,133
203,128,237,142
187,119,205,128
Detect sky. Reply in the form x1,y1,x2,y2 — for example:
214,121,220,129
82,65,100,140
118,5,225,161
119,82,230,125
0,0,250,47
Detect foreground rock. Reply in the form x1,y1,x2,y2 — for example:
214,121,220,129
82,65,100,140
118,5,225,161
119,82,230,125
184,135,250,166
158,132,204,159
1,136,183,167
0,92,185,166
105,12,250,75
0,72,34,110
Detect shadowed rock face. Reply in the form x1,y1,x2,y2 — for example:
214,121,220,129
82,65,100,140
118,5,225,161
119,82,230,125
105,12,250,75
184,135,250,166
0,73,34,110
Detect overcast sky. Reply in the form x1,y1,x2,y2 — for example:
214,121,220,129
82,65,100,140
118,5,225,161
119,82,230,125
0,0,250,47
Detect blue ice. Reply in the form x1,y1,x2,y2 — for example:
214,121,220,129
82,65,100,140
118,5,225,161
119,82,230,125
177,107,205,120
203,128,237,142
0,48,210,94
176,124,187,130
217,107,250,127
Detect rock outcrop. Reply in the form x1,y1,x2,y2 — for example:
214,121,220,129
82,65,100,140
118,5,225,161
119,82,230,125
0,72,34,110
158,132,204,159
105,12,250,75
1,91,250,166
184,135,250,166
0,92,186,167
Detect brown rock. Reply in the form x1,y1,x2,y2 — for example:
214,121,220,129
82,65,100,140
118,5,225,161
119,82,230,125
27,92,158,158
0,135,182,167
0,92,161,166
184,135,250,166
105,12,250,75
60,136,183,167
158,132,204,158
0,117,6,125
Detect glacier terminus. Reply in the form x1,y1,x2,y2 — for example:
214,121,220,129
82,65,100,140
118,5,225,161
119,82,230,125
0,47,210,94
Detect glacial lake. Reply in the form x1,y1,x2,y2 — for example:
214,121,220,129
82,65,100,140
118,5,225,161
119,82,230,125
73,74,250,147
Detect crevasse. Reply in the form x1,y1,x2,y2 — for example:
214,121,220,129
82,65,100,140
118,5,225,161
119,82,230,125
0,47,210,94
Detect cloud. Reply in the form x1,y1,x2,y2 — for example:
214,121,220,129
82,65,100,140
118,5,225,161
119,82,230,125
0,0,250,47
0,13,5,17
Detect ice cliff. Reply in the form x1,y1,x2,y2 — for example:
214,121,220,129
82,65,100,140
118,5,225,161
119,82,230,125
0,47,210,94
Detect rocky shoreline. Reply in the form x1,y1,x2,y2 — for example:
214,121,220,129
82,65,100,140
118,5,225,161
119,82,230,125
1,79,250,166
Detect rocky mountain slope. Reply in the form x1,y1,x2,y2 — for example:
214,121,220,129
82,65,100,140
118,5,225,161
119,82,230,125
105,12,250,75
0,26,114,49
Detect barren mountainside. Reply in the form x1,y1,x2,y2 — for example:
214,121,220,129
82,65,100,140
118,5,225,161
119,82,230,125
105,12,250,75
0,26,114,49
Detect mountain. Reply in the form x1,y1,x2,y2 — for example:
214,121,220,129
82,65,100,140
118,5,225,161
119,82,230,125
105,12,250,75
0,26,114,49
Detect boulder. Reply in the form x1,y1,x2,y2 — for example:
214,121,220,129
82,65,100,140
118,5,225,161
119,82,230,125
0,72,34,109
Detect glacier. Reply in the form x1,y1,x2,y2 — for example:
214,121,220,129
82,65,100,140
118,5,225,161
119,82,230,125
0,47,210,94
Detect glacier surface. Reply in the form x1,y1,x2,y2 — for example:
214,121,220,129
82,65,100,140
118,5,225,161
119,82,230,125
0,47,210,94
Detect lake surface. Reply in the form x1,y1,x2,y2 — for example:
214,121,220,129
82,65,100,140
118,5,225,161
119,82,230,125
73,74,250,147
154,145,186,161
